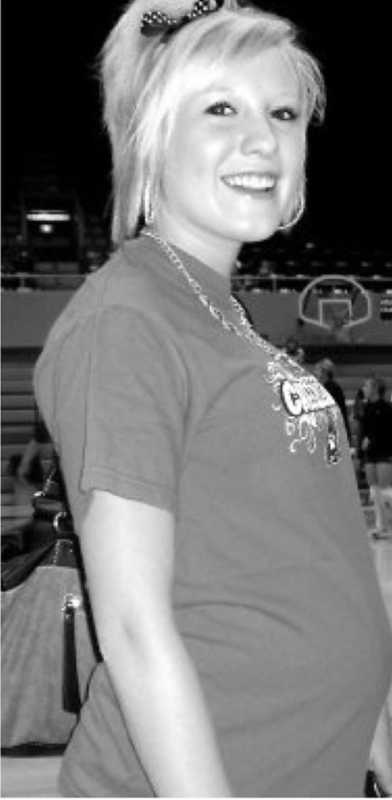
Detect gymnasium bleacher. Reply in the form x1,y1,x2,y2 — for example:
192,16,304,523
2,163,110,525
1,352,40,532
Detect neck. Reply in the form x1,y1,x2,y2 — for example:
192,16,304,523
152,215,240,279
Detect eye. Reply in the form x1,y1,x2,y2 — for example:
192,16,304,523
272,107,300,122
205,101,236,117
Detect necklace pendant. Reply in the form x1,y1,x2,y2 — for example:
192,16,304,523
142,229,273,355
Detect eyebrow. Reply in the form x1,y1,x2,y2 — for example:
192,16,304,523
196,85,232,96
197,85,301,103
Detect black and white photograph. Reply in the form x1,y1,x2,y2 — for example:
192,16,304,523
2,0,392,796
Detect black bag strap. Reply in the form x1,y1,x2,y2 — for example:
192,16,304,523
62,594,82,713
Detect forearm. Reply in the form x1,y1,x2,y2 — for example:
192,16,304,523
104,625,231,797
81,493,230,795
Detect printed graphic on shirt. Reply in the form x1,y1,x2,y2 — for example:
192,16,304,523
265,353,341,465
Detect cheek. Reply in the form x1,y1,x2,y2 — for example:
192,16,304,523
280,137,306,198
180,122,233,179
166,133,205,186
188,134,226,181
279,123,306,162
288,134,307,177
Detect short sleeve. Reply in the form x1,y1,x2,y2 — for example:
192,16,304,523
79,306,188,511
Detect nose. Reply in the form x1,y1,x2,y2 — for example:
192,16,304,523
240,114,278,157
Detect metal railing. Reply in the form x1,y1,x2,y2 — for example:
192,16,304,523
2,270,392,294
232,274,392,293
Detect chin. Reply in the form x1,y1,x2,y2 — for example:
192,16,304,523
232,219,279,243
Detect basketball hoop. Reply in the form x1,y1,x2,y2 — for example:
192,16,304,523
298,275,372,335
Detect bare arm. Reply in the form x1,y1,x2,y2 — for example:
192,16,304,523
81,490,231,797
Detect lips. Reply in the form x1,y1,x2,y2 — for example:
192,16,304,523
221,172,278,192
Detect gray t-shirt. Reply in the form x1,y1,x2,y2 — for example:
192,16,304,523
34,234,392,797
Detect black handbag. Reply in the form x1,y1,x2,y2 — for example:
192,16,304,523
1,459,101,753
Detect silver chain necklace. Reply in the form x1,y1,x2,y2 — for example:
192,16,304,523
143,230,274,355
143,231,341,466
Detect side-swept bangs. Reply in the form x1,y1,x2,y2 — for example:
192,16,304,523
102,2,326,243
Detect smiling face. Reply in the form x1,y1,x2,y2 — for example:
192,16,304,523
155,46,307,270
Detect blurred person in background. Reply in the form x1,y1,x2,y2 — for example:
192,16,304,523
351,385,366,483
282,335,305,364
314,357,351,443
8,408,54,505
15,412,53,486
361,376,392,538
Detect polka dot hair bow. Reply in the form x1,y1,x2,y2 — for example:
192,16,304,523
140,0,224,37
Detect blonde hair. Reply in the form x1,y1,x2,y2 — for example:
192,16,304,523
101,0,326,244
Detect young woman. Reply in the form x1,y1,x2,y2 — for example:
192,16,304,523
34,0,392,795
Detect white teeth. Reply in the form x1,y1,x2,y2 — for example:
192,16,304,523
223,173,276,190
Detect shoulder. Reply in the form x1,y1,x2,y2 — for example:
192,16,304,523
34,254,190,445
35,236,187,391
84,236,173,313
40,237,184,352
